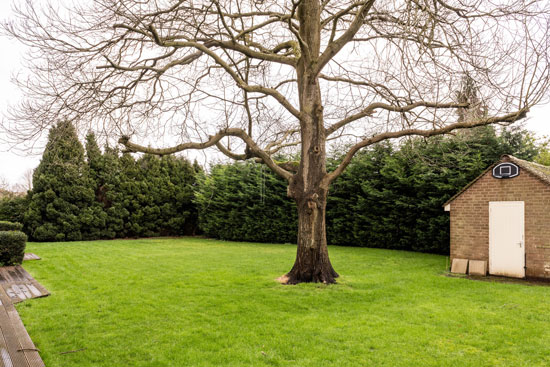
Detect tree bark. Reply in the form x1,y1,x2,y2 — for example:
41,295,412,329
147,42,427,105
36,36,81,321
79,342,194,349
283,107,339,284
285,187,339,284
280,0,338,284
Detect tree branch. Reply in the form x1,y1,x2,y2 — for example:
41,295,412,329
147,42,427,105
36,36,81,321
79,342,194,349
325,108,529,183
114,23,297,66
325,101,470,136
316,0,376,73
143,39,301,119
119,128,293,181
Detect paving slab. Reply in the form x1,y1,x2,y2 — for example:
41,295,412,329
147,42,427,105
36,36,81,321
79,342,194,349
451,258,469,274
469,260,488,276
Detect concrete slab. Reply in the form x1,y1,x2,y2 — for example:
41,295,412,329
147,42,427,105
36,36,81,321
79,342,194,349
469,260,487,276
451,258,468,274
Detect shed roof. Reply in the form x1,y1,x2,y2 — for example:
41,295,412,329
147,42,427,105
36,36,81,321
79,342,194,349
443,155,550,207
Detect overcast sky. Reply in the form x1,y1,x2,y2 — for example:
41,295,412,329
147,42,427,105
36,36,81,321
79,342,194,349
1,1,549,188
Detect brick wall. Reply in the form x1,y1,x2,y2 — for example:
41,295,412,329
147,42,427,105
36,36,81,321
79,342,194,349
449,159,550,278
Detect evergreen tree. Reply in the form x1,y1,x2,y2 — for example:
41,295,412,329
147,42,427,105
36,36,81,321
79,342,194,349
22,126,199,241
82,132,109,239
327,143,400,249
327,125,544,253
25,120,95,241
102,152,199,238
497,126,540,161
157,155,200,235
100,146,128,238
535,138,550,166
121,152,151,237
194,162,297,243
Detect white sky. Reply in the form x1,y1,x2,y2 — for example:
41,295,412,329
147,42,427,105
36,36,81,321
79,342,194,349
0,1,549,188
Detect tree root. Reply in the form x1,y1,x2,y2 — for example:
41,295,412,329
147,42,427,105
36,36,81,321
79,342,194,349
277,268,339,285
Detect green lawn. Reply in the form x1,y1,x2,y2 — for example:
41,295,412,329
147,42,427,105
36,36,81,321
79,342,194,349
18,238,550,366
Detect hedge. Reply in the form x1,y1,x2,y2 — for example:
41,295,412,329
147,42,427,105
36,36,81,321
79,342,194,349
0,221,24,232
194,162,297,243
0,230,27,266
0,196,27,225
23,125,200,241
194,126,542,254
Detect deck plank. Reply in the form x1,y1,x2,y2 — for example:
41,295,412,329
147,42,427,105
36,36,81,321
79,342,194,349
27,280,48,299
1,348,13,367
6,308,44,367
13,269,31,283
0,289,28,367
7,270,21,283
0,298,13,367
24,286,41,299
18,287,31,301
8,287,26,303
0,267,48,367
0,268,12,284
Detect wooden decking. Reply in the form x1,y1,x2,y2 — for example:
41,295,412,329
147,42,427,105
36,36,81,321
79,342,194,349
0,267,49,304
22,254,40,262
0,264,48,367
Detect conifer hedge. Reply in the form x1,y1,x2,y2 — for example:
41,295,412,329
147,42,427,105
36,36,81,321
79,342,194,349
194,162,297,243
0,197,28,228
1,122,541,254
0,231,27,266
195,126,540,254
18,122,201,242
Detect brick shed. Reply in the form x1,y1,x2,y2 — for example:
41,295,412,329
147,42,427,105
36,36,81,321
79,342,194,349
444,155,550,279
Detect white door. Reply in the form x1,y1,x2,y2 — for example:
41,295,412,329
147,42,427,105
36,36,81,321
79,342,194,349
489,201,525,278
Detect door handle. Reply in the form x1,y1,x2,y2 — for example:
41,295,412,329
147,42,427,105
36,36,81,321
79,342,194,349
518,241,523,248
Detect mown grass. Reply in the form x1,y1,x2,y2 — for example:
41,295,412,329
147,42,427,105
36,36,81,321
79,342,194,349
17,238,550,366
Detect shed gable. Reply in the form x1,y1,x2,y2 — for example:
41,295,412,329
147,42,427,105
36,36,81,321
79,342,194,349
444,155,550,207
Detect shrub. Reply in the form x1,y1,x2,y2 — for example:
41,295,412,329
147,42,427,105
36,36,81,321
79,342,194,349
0,196,28,225
0,230,27,266
0,221,24,231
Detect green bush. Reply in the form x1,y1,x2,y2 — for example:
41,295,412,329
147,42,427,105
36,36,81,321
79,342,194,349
0,196,28,225
0,230,27,266
0,221,24,232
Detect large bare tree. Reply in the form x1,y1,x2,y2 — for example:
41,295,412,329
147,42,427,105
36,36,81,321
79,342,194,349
3,0,549,283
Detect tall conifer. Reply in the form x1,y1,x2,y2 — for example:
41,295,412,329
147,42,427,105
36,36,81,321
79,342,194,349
25,120,95,241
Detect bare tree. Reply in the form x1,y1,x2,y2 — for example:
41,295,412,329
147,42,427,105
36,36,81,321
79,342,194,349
13,168,33,193
3,0,549,283
0,175,10,192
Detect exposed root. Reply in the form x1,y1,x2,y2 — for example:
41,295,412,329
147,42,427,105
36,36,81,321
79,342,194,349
280,270,338,285
276,274,290,284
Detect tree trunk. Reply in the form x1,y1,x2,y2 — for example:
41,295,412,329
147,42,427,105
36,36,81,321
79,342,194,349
276,0,338,284
284,187,339,284
282,121,340,284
